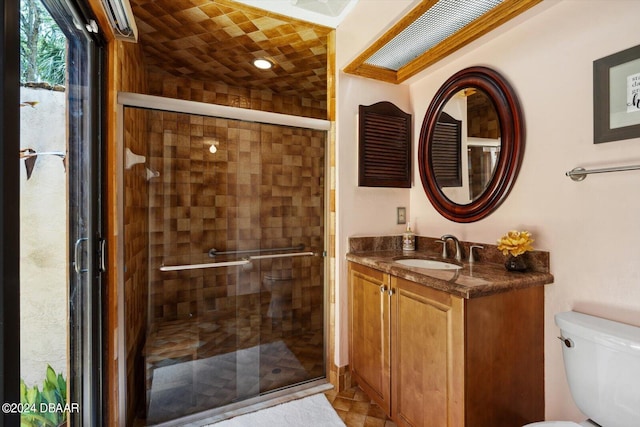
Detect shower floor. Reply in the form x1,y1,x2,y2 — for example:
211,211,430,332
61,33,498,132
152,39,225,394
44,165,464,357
143,314,324,425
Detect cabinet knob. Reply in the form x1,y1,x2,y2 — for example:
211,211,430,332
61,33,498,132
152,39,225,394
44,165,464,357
380,285,387,293
388,288,395,296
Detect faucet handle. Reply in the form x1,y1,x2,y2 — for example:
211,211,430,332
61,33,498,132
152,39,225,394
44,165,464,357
435,239,447,258
469,245,484,263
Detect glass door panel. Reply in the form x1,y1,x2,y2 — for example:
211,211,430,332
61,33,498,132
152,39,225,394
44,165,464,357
18,0,103,425
124,107,325,425
19,2,69,426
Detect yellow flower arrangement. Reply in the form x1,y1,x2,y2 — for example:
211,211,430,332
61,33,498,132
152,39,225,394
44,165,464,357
497,230,534,257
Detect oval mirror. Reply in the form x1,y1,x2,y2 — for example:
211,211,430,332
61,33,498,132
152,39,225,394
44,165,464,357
418,67,524,223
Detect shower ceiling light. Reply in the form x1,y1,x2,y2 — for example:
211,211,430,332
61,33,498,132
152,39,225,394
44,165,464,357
253,58,274,70
344,0,542,84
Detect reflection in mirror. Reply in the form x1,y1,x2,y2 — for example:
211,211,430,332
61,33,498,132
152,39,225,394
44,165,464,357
418,66,524,223
433,88,501,204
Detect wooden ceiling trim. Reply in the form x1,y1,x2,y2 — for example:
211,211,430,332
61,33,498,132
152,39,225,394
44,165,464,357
344,0,543,84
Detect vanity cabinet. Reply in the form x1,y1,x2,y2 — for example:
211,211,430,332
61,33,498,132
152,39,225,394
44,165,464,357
348,262,391,413
348,262,544,427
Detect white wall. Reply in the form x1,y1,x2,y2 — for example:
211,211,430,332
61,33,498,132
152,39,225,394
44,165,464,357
335,0,418,366
337,0,640,422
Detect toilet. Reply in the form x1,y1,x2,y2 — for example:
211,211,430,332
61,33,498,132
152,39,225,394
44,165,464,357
524,311,640,427
525,421,598,426
262,271,293,319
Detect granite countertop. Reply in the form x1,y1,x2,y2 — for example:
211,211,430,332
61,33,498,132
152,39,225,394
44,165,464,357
347,236,554,299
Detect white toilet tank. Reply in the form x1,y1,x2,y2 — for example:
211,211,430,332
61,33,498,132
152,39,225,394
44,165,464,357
556,311,640,427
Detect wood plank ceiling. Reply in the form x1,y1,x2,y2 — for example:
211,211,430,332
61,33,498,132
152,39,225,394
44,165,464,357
129,0,332,101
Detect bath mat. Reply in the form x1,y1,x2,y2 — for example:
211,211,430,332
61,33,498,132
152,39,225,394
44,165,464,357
208,393,345,427
147,341,308,424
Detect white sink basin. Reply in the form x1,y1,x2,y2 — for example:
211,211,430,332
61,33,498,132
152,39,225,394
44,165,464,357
394,258,462,270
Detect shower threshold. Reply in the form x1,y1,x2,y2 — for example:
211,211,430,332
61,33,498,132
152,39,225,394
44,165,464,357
147,379,332,427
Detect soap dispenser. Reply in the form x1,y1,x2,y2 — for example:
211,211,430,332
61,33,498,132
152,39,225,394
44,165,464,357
402,223,415,251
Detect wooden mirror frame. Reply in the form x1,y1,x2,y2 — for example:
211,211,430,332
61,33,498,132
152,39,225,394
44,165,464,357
418,66,524,223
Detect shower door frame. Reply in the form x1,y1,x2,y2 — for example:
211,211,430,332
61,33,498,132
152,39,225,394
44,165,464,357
115,92,332,426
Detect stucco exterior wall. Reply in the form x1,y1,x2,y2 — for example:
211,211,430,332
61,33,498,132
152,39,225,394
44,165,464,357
19,86,67,388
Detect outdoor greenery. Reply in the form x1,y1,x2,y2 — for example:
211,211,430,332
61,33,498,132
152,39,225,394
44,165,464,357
20,0,66,86
20,365,68,427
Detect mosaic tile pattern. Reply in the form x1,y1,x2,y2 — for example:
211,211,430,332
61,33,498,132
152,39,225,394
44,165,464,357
325,387,396,427
143,314,324,424
124,51,328,423
130,0,331,102
147,71,327,119
145,110,325,324
125,106,326,423
123,105,151,423
467,90,499,139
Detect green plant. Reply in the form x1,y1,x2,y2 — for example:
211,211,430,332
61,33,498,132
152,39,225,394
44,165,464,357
20,365,67,427
20,0,66,85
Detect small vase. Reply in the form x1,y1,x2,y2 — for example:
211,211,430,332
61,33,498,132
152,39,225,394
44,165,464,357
505,255,527,272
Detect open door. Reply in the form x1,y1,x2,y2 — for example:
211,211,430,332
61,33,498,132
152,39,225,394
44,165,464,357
2,0,105,424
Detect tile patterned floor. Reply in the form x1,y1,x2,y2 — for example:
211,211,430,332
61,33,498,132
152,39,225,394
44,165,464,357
144,329,324,424
141,307,389,426
325,386,396,427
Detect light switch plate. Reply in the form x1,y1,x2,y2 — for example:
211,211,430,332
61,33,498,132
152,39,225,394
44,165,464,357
397,207,406,224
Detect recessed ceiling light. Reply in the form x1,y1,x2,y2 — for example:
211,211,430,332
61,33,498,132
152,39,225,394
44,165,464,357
253,58,273,70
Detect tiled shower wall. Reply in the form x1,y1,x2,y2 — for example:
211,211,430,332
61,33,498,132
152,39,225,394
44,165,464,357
148,71,327,120
144,110,325,332
123,106,150,422
123,70,327,422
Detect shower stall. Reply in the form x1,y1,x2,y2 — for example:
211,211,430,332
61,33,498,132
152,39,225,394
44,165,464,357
119,94,328,426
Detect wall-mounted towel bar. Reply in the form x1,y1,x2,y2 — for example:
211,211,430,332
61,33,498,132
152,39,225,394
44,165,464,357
160,251,316,272
566,164,640,181
209,244,305,257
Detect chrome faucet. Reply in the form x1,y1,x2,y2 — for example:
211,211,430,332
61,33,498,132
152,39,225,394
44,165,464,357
440,234,464,262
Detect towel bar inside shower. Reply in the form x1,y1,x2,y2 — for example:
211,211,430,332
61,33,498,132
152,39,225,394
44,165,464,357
208,244,305,257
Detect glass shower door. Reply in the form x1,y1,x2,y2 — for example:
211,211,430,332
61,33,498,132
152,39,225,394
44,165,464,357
123,107,325,425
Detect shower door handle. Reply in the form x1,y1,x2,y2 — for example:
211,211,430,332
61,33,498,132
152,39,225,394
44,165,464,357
73,237,88,274
160,252,316,272
159,259,251,272
98,238,106,273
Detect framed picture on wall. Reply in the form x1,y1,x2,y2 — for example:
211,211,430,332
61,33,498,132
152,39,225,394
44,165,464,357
594,44,640,143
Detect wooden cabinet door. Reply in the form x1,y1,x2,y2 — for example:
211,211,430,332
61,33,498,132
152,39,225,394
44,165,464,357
391,277,465,427
348,263,391,414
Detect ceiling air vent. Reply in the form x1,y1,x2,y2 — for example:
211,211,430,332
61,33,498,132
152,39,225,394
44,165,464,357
359,101,412,188
100,0,138,42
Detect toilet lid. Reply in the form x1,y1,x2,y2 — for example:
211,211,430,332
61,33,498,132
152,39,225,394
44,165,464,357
523,422,583,427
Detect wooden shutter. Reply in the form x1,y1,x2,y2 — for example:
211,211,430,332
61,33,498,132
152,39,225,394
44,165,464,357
359,102,412,188
432,111,461,187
